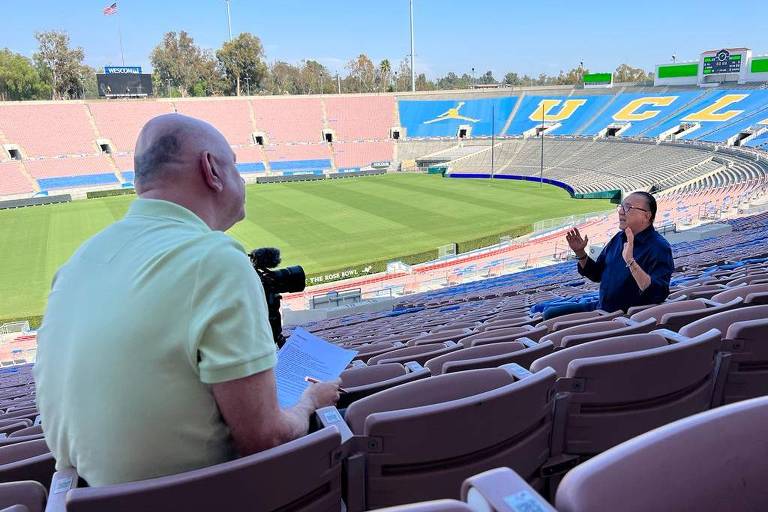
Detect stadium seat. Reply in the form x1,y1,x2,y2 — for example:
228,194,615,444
537,310,623,333
8,426,42,439
0,481,47,512
319,366,557,510
424,341,554,375
530,329,721,459
46,427,342,512
539,317,657,349
629,298,742,331
0,439,54,487
460,325,549,346
459,396,768,511
369,500,473,512
407,329,474,347
711,283,768,306
338,362,431,408
366,342,462,366
679,304,768,405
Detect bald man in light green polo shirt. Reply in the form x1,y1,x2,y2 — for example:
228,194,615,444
34,114,340,486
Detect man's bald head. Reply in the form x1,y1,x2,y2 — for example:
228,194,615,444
134,114,232,191
132,114,245,231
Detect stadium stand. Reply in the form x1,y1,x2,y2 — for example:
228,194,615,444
325,95,396,141
250,97,325,144
333,141,393,168
506,95,612,136
0,162,35,196
87,101,175,153
580,90,706,137
0,103,97,158
398,97,516,138
173,99,255,146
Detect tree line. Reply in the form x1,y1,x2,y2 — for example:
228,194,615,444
0,29,653,101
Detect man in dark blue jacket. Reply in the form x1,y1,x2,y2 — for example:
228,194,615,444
553,191,674,317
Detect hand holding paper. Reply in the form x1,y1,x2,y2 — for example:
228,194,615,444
275,328,357,409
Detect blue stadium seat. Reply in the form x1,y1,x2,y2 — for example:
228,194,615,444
398,98,516,138
506,95,612,136
269,159,332,171
37,173,119,191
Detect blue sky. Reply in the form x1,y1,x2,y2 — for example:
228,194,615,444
4,1,767,78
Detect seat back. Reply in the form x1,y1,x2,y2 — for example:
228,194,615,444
681,305,768,404
337,364,431,409
712,283,768,305
442,343,555,375
0,440,55,487
548,330,721,456
555,397,768,512
424,342,526,375
66,427,343,512
630,300,704,323
356,368,557,509
8,426,42,439
368,343,461,366
408,329,472,347
341,364,406,387
541,321,624,348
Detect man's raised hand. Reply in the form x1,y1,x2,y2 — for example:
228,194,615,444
566,228,589,255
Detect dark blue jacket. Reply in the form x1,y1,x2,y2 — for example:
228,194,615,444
578,226,674,312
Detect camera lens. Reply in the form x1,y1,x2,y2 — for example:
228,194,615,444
271,265,306,294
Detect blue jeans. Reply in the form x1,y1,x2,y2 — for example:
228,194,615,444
542,301,598,321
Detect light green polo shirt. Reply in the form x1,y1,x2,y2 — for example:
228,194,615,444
34,198,277,486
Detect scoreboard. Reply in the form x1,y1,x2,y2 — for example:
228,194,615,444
703,49,742,75
97,73,153,97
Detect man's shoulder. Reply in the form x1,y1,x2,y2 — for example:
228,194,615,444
194,232,250,268
649,229,672,250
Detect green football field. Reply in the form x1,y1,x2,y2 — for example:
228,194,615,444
0,174,611,321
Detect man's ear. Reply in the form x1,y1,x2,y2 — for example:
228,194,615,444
200,151,224,193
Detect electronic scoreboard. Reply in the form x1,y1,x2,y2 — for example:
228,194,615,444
703,49,742,75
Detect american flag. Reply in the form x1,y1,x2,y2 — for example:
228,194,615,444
103,2,118,15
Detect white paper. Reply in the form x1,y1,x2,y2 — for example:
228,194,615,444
275,327,357,409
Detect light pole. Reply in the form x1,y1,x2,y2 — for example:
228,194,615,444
409,0,416,92
224,0,233,41
166,79,172,98
244,76,251,96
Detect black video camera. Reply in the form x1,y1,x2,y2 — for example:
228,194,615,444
248,247,306,347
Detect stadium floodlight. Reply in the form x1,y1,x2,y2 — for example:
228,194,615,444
409,0,416,92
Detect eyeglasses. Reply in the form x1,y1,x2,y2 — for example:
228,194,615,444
617,204,650,214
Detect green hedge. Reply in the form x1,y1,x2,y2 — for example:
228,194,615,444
0,315,43,330
87,188,136,199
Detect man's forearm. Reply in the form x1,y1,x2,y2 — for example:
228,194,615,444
278,397,316,443
628,259,651,291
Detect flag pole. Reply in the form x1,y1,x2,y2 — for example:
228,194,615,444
117,7,125,65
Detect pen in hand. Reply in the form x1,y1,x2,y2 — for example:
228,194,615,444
304,375,346,394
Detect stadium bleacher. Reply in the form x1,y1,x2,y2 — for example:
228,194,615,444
1,209,766,509
2,86,768,198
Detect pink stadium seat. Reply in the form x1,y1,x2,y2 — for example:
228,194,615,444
174,100,254,146
251,97,325,144
425,341,554,375
262,143,331,164
333,141,394,168
630,298,742,331
0,439,54,487
530,329,721,458
24,156,114,179
459,325,549,347
680,304,768,405
0,481,47,512
47,427,343,512
324,96,395,141
0,162,35,195
88,101,175,153
0,104,96,157
367,342,462,366
338,362,430,408
111,155,134,173
540,317,657,349
324,366,557,510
